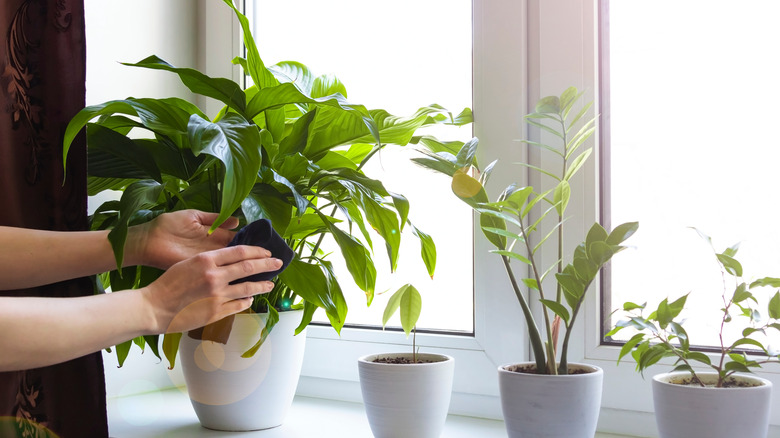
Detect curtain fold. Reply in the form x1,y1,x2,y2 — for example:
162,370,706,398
0,1,108,437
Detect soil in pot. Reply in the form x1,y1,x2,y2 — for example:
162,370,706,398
666,375,761,388
372,356,441,365
504,364,594,375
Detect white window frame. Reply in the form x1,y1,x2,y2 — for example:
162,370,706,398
208,0,780,433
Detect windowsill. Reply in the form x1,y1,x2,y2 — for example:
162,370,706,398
107,387,637,438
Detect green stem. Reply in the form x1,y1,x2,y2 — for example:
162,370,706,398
502,255,547,373
518,215,557,374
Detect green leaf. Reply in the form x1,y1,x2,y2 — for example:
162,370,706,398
142,335,161,361
623,301,646,311
455,137,479,168
382,284,408,327
563,148,592,181
729,338,767,353
124,55,247,116
724,361,753,373
617,333,646,363
187,113,263,232
769,291,780,320
535,95,561,114
162,333,182,370
115,339,133,368
279,259,347,333
606,222,639,245
107,180,163,270
410,223,436,279
325,221,376,296
86,124,162,182
540,299,570,325
750,277,780,288
242,301,280,358
716,253,743,277
222,0,278,90
553,180,570,216
399,284,422,337
491,250,531,265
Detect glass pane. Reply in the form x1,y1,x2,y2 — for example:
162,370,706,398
605,1,780,348
248,0,474,332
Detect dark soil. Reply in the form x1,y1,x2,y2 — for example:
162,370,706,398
372,357,439,365
505,364,593,375
670,376,761,388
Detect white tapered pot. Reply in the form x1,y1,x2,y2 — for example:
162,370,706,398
179,311,306,431
498,362,603,438
653,372,772,438
358,353,454,438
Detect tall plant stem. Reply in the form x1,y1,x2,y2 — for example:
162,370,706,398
517,216,556,373
502,255,546,373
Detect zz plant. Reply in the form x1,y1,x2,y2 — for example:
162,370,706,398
62,0,470,368
608,229,780,387
414,87,637,374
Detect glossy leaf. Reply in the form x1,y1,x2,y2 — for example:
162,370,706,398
162,333,182,370
188,113,263,232
124,55,247,116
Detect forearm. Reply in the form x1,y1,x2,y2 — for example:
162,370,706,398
0,227,143,290
0,291,154,371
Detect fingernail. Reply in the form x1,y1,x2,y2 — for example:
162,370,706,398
264,249,272,257
272,258,283,268
265,281,275,291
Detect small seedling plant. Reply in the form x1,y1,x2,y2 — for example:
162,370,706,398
609,229,780,387
382,283,423,363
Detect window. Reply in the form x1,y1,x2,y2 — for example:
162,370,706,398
245,0,474,333
603,0,780,350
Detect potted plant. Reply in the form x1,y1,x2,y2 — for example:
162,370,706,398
358,284,455,438
608,229,780,438
62,0,469,431
413,87,638,437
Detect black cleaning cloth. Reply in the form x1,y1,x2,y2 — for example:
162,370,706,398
228,218,295,283
188,219,294,343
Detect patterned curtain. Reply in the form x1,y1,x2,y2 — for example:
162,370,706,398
0,1,108,437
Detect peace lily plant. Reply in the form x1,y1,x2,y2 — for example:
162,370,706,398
609,229,780,387
62,0,469,368
415,87,638,375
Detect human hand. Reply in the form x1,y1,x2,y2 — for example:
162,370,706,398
126,210,238,269
139,245,281,334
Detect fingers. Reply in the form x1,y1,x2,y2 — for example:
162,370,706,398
225,280,275,300
210,245,272,267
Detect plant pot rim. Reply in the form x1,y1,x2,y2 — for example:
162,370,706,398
358,352,454,366
497,361,603,377
653,371,772,390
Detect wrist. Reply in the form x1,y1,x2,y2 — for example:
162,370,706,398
123,225,149,267
136,286,164,335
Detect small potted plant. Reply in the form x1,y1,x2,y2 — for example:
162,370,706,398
413,87,638,437
62,0,469,431
608,228,780,438
358,284,455,438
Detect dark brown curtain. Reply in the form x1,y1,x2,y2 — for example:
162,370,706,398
0,1,108,437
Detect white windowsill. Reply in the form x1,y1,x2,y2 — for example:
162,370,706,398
107,387,636,438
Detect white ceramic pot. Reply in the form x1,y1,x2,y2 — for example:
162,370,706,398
179,311,306,431
358,352,455,438
653,372,772,438
498,362,603,438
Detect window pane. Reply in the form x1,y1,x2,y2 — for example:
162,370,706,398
605,1,780,348
248,0,474,332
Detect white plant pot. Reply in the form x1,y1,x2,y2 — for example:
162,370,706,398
653,372,772,438
179,311,306,431
358,352,455,438
498,362,603,438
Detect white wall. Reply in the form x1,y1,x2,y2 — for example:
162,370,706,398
83,0,236,399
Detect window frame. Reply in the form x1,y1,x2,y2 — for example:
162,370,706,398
218,0,780,433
